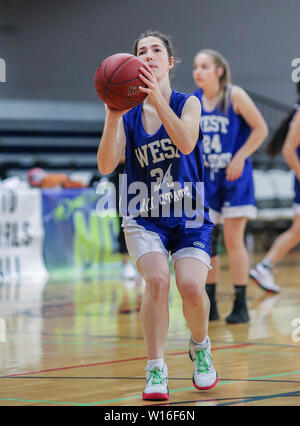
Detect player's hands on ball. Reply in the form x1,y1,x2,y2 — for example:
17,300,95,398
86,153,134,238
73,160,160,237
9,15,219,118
105,104,131,120
226,155,245,181
138,63,163,104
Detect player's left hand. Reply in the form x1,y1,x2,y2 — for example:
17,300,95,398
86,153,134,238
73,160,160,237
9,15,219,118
138,63,163,105
226,155,245,181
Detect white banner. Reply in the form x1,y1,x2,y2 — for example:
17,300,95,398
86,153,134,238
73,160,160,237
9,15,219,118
0,188,48,283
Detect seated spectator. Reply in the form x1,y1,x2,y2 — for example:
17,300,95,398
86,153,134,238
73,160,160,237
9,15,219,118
27,168,87,189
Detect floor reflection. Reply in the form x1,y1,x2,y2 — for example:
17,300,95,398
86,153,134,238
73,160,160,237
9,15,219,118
0,254,299,380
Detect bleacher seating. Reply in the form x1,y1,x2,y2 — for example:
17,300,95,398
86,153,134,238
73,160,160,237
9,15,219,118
0,99,106,179
0,92,296,224
253,169,294,221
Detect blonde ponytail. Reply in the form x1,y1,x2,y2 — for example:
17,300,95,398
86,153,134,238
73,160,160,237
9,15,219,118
197,49,231,113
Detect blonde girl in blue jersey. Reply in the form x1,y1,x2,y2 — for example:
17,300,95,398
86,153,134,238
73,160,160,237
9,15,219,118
193,49,268,324
98,32,218,401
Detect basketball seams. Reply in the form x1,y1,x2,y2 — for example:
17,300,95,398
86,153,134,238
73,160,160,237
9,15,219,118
103,61,109,84
98,62,110,108
109,77,144,86
109,58,144,86
103,89,125,110
95,53,147,109
96,78,144,101
102,61,145,90
105,88,142,110
107,56,135,84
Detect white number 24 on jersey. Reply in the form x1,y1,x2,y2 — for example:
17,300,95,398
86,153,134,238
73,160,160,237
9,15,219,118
203,134,222,154
150,164,174,191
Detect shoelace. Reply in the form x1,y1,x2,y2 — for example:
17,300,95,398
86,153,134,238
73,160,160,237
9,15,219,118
146,368,166,385
194,349,213,374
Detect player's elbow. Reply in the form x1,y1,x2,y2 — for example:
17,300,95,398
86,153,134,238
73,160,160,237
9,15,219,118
282,145,292,160
98,159,114,175
261,122,269,140
180,135,197,155
98,165,113,175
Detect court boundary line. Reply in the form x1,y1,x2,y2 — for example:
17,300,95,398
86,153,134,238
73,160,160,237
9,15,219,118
2,370,300,406
5,331,300,348
3,376,300,384
216,390,300,406
155,391,300,406
0,343,251,378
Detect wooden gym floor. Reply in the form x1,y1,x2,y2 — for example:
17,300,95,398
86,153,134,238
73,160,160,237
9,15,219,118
0,253,299,406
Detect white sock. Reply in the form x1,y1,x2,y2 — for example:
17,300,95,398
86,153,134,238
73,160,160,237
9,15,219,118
147,358,165,369
192,336,208,348
261,259,273,270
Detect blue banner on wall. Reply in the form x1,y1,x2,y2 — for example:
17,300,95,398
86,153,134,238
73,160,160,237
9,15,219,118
42,188,121,274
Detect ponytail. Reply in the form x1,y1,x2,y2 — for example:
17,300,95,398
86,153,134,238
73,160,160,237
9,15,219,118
266,110,295,157
197,49,231,113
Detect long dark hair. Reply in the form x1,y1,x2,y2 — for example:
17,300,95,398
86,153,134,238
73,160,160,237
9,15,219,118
134,30,174,59
266,81,300,157
133,30,179,76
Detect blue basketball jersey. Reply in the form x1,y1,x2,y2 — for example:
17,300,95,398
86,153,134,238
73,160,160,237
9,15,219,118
193,87,252,171
193,87,256,214
120,89,212,228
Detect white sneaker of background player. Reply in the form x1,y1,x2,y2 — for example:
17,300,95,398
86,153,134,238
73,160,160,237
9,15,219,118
189,336,218,391
142,360,169,400
122,262,137,280
249,263,280,293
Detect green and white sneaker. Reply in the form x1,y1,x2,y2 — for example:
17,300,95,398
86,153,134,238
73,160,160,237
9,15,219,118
142,361,169,401
189,336,218,390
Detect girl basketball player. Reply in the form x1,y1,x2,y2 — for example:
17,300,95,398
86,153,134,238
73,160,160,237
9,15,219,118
98,31,218,400
193,49,268,323
250,82,300,292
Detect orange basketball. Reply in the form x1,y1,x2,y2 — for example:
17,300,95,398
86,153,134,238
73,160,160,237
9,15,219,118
94,53,147,110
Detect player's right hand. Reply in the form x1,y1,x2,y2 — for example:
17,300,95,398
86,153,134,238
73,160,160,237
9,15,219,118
105,104,131,119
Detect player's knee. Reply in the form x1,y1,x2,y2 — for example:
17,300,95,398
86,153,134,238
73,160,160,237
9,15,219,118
224,234,243,251
291,222,300,241
147,273,169,300
180,280,204,305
